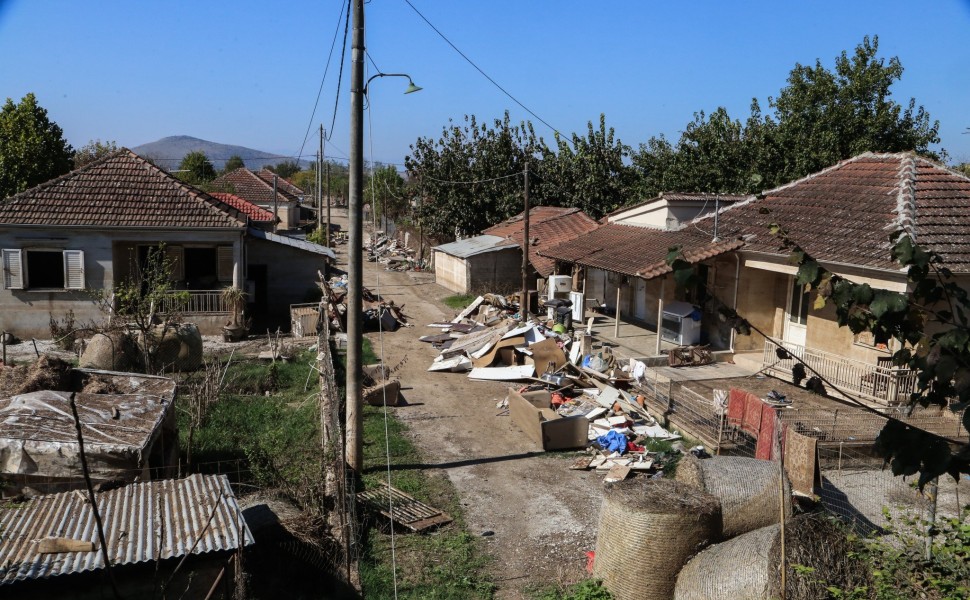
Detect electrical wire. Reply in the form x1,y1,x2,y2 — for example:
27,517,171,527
366,89,400,600
326,0,353,142
419,171,524,185
402,0,571,146
294,0,350,162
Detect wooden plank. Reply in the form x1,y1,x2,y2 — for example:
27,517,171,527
357,485,452,532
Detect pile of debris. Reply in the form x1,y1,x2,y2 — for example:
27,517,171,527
319,275,411,335
425,294,680,479
367,231,425,271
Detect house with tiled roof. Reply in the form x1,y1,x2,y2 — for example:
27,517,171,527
432,206,599,294
210,191,275,229
210,168,306,231
541,153,970,406
0,150,333,337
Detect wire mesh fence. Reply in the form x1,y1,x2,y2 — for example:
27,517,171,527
634,366,970,539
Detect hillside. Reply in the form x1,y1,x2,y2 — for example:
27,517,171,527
131,135,310,171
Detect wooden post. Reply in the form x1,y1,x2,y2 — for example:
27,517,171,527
1,331,6,365
520,163,530,316
613,281,622,338
656,277,666,355
924,478,939,560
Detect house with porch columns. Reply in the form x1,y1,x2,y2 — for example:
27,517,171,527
541,153,970,406
0,149,333,337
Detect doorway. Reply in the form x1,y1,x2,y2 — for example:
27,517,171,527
784,276,809,346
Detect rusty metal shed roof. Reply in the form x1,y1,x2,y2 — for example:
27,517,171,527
0,474,253,584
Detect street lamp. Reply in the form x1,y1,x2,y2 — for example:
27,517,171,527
346,0,422,475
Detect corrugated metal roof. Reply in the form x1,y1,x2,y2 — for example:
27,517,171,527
0,474,253,584
248,226,336,259
433,235,519,258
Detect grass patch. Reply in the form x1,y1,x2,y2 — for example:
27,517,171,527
528,579,614,600
442,294,476,310
177,351,322,498
358,337,494,598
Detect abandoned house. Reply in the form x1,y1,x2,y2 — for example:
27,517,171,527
209,167,306,232
0,149,334,337
540,152,970,406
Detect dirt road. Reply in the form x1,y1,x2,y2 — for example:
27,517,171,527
333,209,604,598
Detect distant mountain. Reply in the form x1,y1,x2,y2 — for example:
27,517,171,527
131,135,311,171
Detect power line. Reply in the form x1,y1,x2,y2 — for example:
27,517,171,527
402,0,571,146
326,0,353,142
294,0,350,163
419,171,525,185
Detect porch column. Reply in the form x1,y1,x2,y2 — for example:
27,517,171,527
656,277,666,355
614,281,622,338
232,239,242,288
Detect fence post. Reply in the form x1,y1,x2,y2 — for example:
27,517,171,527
924,478,939,560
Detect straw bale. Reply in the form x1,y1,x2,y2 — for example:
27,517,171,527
593,478,722,600
16,355,73,394
675,455,790,538
674,513,868,600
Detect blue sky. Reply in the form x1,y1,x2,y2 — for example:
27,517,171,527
1,0,968,167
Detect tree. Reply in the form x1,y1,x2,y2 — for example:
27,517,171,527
535,114,634,219
768,35,941,184
176,151,216,185
630,36,942,200
222,154,245,173
405,112,545,239
0,93,74,198
266,160,300,179
74,139,118,168
368,164,408,224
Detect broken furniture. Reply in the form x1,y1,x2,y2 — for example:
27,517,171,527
508,387,588,451
357,484,452,532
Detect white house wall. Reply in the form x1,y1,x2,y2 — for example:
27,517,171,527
0,228,243,338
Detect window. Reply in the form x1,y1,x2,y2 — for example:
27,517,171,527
788,279,810,326
1,249,85,290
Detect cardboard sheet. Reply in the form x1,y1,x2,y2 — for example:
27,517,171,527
529,338,568,377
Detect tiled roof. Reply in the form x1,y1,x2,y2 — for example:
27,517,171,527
211,168,303,205
0,474,253,584
210,192,274,222
703,153,970,272
544,153,970,278
483,207,601,276
254,170,305,201
0,149,247,229
539,223,743,279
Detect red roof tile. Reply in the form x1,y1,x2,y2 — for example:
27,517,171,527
211,168,304,205
540,223,743,279
0,149,247,229
483,207,600,276
544,153,970,278
210,192,274,222
705,153,970,272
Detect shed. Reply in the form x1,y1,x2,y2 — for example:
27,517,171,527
432,235,520,294
0,474,253,598
0,369,178,497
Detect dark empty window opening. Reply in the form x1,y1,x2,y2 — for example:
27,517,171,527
26,250,64,289
184,247,218,288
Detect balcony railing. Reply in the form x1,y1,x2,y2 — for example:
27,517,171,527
762,339,918,406
158,290,229,315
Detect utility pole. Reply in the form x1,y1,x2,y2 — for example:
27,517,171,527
346,0,365,474
272,175,279,234
316,150,322,231
326,163,332,247
318,125,325,232
520,162,530,317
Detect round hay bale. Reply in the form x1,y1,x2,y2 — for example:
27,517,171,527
674,513,869,600
675,455,790,538
79,331,140,371
143,323,203,372
593,477,722,600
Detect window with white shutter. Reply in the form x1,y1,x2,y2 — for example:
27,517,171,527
63,250,85,290
217,246,234,282
2,249,24,289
